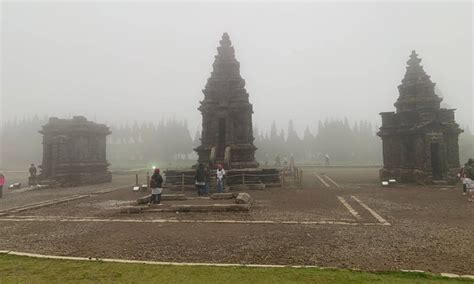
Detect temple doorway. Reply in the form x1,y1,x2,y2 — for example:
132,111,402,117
431,143,442,180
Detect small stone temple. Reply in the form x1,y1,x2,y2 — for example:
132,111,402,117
195,33,258,169
378,51,462,184
38,116,112,186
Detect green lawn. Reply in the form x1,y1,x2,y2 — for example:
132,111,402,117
0,254,470,283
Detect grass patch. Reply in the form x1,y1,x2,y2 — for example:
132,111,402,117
0,254,470,283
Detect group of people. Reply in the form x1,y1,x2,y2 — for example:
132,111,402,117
148,163,227,205
272,154,296,169
459,158,474,201
195,163,226,196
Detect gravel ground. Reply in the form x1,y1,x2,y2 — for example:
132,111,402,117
0,168,472,275
0,173,136,211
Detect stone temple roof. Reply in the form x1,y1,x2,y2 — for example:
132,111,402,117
394,50,442,112
39,116,111,135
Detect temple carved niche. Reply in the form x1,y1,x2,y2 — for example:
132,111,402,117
38,116,112,186
378,51,463,184
195,33,258,169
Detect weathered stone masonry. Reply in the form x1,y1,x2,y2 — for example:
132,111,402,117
378,51,462,184
39,116,112,186
195,33,258,169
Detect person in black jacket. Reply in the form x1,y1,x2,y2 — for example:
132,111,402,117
150,168,164,205
195,163,206,196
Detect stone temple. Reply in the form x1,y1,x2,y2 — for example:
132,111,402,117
195,33,258,169
38,116,112,186
378,51,462,184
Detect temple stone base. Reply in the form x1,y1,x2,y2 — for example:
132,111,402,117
165,168,280,187
380,167,459,185
44,171,112,187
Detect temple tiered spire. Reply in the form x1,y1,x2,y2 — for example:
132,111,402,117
400,50,433,86
219,32,232,47
395,50,441,112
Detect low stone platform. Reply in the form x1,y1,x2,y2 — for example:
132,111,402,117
123,192,254,214
149,204,250,212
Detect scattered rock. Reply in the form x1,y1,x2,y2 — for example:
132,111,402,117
235,192,253,205
136,195,151,205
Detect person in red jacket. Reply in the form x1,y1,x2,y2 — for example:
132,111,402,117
0,173,5,199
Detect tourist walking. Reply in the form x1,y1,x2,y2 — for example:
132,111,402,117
29,164,37,186
150,168,163,205
195,163,206,196
0,173,4,198
216,164,226,193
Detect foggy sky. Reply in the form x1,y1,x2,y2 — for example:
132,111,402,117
1,1,473,135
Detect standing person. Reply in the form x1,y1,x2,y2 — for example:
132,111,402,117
459,161,468,195
195,163,206,196
289,154,295,174
216,164,226,193
275,154,281,167
204,165,211,196
0,173,4,199
150,168,164,205
325,154,330,166
461,159,474,196
29,164,37,186
283,155,289,168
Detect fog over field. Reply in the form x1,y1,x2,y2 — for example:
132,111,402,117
1,1,472,135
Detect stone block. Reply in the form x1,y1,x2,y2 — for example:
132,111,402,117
235,192,253,205
170,204,250,212
210,193,236,199
136,195,151,205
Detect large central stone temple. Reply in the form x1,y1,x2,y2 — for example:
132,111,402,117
378,51,462,184
195,33,258,169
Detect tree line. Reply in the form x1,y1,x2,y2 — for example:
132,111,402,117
0,115,472,168
254,119,382,165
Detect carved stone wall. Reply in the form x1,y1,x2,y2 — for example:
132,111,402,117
38,116,112,186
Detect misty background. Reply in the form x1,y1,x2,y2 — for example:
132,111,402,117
1,1,473,168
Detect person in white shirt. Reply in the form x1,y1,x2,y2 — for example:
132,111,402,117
216,164,226,193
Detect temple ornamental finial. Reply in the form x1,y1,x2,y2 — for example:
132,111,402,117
220,32,232,47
